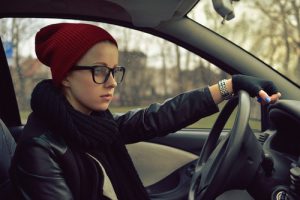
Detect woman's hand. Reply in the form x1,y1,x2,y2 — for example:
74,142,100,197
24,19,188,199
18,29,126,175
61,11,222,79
232,74,281,104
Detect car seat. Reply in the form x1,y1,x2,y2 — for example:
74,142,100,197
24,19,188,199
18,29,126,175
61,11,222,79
0,119,16,199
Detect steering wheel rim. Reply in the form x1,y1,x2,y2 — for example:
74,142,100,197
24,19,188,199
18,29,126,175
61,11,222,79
188,90,261,200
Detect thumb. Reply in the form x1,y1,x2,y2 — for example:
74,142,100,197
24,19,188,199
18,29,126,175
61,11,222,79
257,90,271,104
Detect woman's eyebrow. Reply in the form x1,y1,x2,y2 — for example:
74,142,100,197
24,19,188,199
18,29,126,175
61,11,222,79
93,62,118,68
93,62,107,66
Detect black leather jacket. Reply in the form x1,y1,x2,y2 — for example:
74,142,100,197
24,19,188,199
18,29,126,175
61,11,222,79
10,87,218,200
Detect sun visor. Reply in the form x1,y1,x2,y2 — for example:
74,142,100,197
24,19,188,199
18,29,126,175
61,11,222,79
106,0,183,27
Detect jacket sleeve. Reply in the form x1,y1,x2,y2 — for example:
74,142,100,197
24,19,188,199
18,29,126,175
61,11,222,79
11,136,73,200
114,87,219,144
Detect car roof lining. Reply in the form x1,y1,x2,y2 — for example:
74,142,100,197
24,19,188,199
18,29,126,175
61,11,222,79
0,0,131,23
0,0,199,28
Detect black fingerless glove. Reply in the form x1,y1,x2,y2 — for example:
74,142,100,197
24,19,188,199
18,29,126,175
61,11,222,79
232,75,278,97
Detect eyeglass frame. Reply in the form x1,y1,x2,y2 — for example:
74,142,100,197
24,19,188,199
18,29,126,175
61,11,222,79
71,65,126,84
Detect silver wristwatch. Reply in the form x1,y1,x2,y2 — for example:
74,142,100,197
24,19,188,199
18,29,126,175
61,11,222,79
218,79,233,100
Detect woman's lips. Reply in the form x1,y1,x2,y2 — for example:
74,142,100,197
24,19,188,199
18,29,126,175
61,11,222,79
100,94,113,101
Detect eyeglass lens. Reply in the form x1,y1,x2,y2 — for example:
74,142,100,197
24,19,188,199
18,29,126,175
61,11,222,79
94,67,124,84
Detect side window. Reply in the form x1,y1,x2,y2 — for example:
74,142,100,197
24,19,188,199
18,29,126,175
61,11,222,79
1,18,260,130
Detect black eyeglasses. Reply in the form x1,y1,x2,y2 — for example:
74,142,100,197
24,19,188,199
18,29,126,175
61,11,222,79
71,65,125,84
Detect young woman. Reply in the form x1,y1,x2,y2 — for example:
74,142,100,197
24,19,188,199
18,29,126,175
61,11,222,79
10,23,281,200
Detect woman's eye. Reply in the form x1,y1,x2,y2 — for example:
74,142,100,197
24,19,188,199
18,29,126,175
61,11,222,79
94,68,108,76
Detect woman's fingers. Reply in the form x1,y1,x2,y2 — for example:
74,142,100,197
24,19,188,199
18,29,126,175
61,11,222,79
270,92,281,103
257,90,281,104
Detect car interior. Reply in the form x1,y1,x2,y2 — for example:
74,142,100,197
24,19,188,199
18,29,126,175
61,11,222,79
1,0,300,200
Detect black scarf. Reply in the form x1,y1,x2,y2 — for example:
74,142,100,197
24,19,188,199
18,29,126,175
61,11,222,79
30,79,149,200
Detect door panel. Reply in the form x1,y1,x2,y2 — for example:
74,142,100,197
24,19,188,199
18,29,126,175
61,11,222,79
127,130,253,200
126,142,198,187
149,129,228,154
126,129,228,186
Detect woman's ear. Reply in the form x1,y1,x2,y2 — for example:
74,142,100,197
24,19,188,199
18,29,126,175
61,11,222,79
61,75,71,87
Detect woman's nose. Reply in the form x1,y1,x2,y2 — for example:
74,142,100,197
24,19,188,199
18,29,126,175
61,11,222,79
105,73,117,88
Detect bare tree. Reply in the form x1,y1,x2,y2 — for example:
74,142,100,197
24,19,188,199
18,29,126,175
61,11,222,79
175,45,184,93
253,0,300,81
0,18,41,110
290,0,300,78
157,39,169,96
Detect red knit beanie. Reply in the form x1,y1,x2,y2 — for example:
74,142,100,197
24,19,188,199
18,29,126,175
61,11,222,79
35,23,118,85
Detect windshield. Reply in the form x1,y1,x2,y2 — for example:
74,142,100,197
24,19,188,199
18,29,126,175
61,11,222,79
188,0,300,87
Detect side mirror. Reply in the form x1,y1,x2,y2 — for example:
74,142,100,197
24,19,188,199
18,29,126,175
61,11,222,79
212,0,239,22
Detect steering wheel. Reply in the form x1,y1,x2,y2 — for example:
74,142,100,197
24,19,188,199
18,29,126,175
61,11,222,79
188,90,263,200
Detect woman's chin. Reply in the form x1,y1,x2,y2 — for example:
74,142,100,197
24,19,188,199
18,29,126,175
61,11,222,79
94,104,110,112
